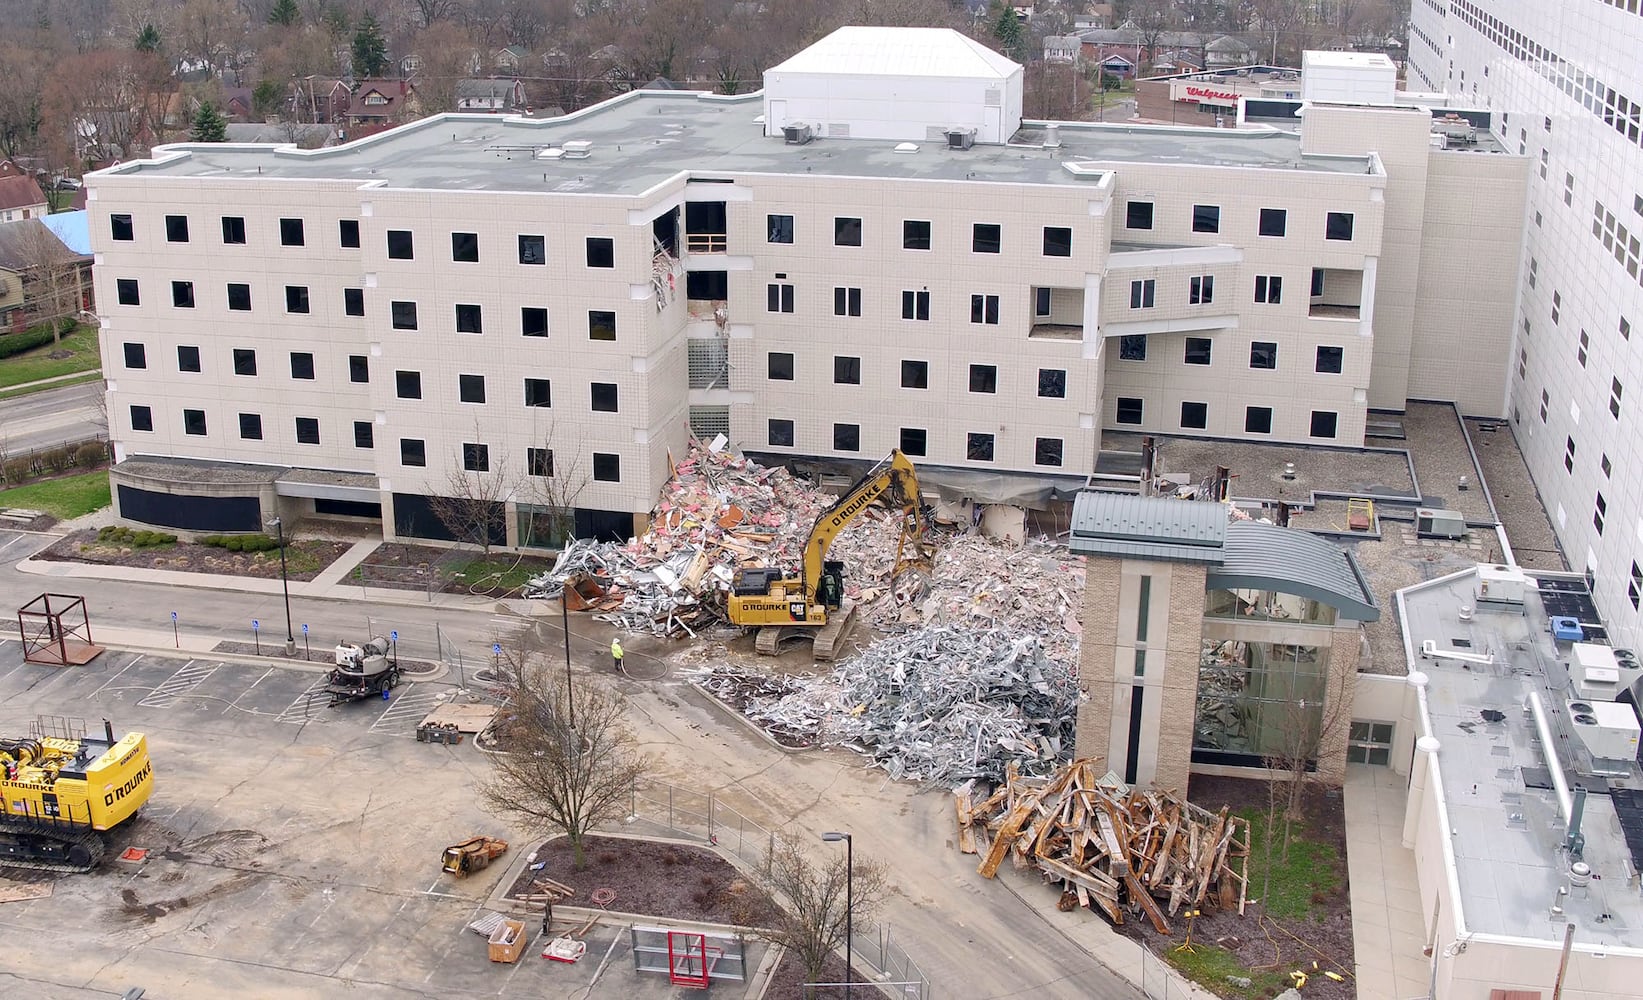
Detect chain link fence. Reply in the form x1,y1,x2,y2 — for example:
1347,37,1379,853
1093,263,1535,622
618,778,933,1000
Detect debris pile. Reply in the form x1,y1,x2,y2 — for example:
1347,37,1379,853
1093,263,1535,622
703,625,1081,783
955,759,1250,932
693,666,818,748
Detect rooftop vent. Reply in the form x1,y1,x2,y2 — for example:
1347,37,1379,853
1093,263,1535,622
893,142,919,154
1044,124,1061,148
561,140,593,159
782,122,814,145
945,126,976,150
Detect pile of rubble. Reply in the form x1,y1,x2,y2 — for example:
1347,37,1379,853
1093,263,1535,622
700,625,1080,784
956,758,1250,932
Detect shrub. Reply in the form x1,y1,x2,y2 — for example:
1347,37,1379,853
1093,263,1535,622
43,447,70,472
97,525,118,541
75,443,105,468
132,530,155,546
225,536,244,552
0,326,57,359
2,459,31,484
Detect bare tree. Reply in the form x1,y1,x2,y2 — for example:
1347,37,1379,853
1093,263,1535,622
1260,670,1353,863
11,223,86,340
414,20,479,114
752,830,888,983
0,42,48,159
427,436,516,555
479,667,648,870
1022,59,1092,121
517,421,590,551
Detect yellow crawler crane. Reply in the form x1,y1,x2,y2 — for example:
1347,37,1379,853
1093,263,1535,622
726,449,933,659
0,719,153,872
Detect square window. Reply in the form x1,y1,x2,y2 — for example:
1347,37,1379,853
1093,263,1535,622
1325,212,1355,240
966,432,995,461
1184,337,1212,365
969,293,1000,325
1191,205,1220,233
239,413,263,440
1129,279,1155,309
901,360,929,389
221,216,246,244
1310,410,1338,438
1316,345,1344,373
110,214,134,241
833,286,862,317
129,404,153,432
1125,201,1154,230
516,306,548,338
527,447,553,476
172,280,195,308
1258,207,1287,237
1255,275,1282,303
225,283,251,311
1245,406,1273,434
1116,397,1143,424
1038,368,1066,398
1189,275,1214,304
1119,334,1147,361
1181,401,1208,429
451,231,479,262
285,285,310,314
834,217,862,247
588,310,617,340
586,236,614,268
344,288,364,316
1035,287,1052,317
592,452,621,482
524,377,551,407
834,356,861,385
462,442,489,472
339,219,360,248
1250,341,1277,369
354,421,373,449
969,364,998,394
834,423,860,452
901,289,931,321
165,214,189,242
459,373,486,403
400,438,426,467
177,345,200,372
768,419,795,447
183,408,207,436
455,303,483,334
386,229,413,259
295,417,320,445
972,223,1002,253
396,370,421,399
518,234,546,264
1042,226,1072,257
116,278,139,305
768,352,795,380
767,214,794,244
233,348,257,376
290,352,315,380
1035,437,1063,467
279,218,305,246
903,220,931,250
123,342,146,369
591,382,619,412
766,282,795,313
348,355,369,383
899,428,927,456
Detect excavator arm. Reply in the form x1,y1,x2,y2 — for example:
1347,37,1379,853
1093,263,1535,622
798,449,931,604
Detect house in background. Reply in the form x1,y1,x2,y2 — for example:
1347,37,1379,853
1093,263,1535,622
223,87,256,121
292,77,351,124
0,215,93,331
1043,35,1081,63
349,80,419,125
456,79,527,114
493,46,530,74
0,160,47,223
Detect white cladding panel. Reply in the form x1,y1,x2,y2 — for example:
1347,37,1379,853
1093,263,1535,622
1302,53,1397,106
763,70,1024,144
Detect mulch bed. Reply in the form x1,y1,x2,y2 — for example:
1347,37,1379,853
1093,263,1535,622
35,530,349,582
1108,776,1354,1000
765,950,854,1000
353,543,462,591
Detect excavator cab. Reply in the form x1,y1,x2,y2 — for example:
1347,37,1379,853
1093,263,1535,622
818,560,845,610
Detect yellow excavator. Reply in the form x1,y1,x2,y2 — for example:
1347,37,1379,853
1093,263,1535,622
1,719,153,872
726,449,932,659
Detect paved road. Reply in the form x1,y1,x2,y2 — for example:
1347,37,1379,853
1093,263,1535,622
0,380,106,455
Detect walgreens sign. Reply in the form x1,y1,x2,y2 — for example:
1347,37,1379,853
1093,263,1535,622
1182,85,1240,103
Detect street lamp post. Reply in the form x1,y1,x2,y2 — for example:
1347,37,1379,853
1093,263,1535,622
561,595,575,729
821,831,853,998
267,516,296,655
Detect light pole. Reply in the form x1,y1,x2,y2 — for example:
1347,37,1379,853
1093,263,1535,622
561,595,575,729
821,831,853,998
267,516,296,655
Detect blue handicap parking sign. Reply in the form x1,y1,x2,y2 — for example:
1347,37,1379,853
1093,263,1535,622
302,623,309,635
493,643,503,655
390,630,398,641
252,619,259,631
171,611,178,621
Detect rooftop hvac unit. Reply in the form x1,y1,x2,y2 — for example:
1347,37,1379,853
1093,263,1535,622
1568,700,1641,761
1476,564,1527,606
944,126,976,150
560,140,593,158
782,122,814,145
1415,508,1466,539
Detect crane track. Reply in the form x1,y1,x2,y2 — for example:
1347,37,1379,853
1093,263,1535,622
0,823,107,875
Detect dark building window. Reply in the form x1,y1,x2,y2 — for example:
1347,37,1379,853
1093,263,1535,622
239,413,263,440
463,442,489,472
400,438,426,467
969,294,1000,324
766,282,795,313
455,303,483,334
295,417,320,445
767,214,794,243
1258,208,1286,237
1038,368,1066,398
344,288,364,316
1125,201,1154,230
833,286,862,316
901,360,929,389
524,378,551,407
1325,212,1355,241
290,352,315,380
123,342,146,369
518,234,545,264
591,382,619,412
1316,345,1344,374
183,408,207,435
902,289,930,321
1043,226,1072,257
1184,338,1212,365
396,370,421,399
391,301,418,330
285,285,310,314
527,447,553,476
1035,437,1063,467
221,216,247,244
903,220,931,250
386,229,413,259
586,237,615,268
834,217,862,246
769,419,795,447
592,453,620,481
165,215,189,242
1192,205,1220,233
354,421,373,448
1181,401,1208,429
966,432,995,461
116,279,139,305
130,404,153,431
451,231,479,262
834,423,860,451
589,310,617,340
1129,279,1155,308
768,352,795,380
972,223,1002,253
349,355,369,383
834,356,861,384
279,218,305,246
969,364,998,393
1245,406,1273,434
110,214,134,241
1255,275,1282,303
1249,341,1277,370
339,219,360,248
177,345,200,372
1119,335,1147,361
459,373,486,403
899,428,927,456
1189,275,1214,305
1310,410,1338,438
232,348,257,376
172,281,195,308
227,283,251,311
1116,397,1143,424
522,307,548,337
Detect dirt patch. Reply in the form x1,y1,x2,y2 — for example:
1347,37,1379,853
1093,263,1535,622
765,950,854,1000
35,530,349,582
1101,776,1353,1000
508,834,778,927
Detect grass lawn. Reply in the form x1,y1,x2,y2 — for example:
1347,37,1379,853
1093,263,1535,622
0,471,111,519
452,556,554,595
1164,942,1291,1000
0,370,102,402
0,325,102,390
1239,807,1342,920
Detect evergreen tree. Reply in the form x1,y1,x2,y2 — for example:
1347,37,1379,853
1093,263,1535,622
351,14,389,78
993,5,1024,61
268,0,301,27
135,23,161,53
190,103,228,143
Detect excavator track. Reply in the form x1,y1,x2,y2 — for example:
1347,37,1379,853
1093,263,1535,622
0,821,107,874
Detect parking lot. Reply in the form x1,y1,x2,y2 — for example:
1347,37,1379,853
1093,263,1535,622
0,639,715,1000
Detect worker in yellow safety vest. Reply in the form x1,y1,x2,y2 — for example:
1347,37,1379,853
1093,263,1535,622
610,637,624,671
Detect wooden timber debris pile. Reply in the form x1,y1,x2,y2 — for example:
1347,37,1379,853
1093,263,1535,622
954,758,1250,934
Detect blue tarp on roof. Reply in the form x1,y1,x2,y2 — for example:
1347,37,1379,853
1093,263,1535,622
40,210,90,255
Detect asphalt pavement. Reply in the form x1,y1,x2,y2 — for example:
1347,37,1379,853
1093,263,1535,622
0,380,107,455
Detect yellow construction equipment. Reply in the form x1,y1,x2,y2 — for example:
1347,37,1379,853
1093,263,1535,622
725,449,932,659
443,835,509,876
0,719,153,872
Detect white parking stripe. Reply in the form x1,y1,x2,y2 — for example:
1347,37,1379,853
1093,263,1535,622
88,654,145,700
367,683,446,737
275,678,334,724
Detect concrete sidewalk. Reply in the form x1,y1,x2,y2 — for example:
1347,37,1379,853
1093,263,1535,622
0,369,102,394
1344,764,1431,1000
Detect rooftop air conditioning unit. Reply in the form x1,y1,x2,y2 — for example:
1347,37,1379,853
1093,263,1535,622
1568,700,1641,761
945,126,976,150
1415,508,1467,539
782,122,814,145
561,140,593,158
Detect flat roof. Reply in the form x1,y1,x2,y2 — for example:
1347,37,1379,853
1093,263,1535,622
101,91,1371,197
1401,568,1643,948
